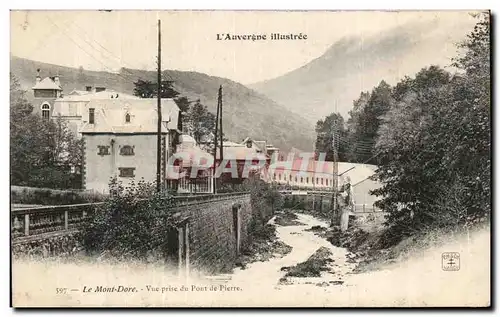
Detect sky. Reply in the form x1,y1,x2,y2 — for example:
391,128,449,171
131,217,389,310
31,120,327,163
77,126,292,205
10,10,479,84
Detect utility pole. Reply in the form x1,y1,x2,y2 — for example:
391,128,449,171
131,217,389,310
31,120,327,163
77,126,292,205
330,121,339,226
219,85,223,162
213,87,221,194
156,19,162,193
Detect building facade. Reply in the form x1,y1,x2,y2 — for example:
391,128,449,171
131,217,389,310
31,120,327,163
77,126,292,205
80,98,180,193
32,70,63,119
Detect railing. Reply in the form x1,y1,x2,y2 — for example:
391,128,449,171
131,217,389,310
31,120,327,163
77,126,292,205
11,192,250,241
171,192,249,206
353,203,381,213
279,189,333,196
11,203,100,241
280,190,382,213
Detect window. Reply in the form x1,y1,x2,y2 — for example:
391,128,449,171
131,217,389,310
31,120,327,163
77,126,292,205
119,167,135,178
278,174,281,181
300,177,303,183
295,176,297,183
41,103,50,120
125,112,131,123
289,175,292,181
326,179,329,186
89,108,95,124
316,177,319,184
97,145,110,156
273,173,276,181
69,103,77,116
306,177,309,184
120,145,135,156
321,178,324,185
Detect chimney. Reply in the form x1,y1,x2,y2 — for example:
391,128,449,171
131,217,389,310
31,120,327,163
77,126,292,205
36,68,41,84
85,86,92,92
54,75,60,87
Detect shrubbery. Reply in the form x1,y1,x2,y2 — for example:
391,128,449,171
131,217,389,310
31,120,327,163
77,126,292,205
80,179,176,261
11,186,105,206
241,175,283,225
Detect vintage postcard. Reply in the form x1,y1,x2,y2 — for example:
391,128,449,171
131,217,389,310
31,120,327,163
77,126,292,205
10,10,491,307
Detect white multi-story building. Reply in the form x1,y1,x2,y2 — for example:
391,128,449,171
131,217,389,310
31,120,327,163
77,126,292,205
80,98,180,193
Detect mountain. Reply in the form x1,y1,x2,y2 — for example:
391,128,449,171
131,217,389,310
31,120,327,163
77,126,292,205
10,55,315,151
249,20,473,123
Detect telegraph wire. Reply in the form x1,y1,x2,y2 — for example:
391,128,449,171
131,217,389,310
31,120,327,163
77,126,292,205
69,19,173,82
45,15,138,86
45,15,175,89
55,16,149,85
25,13,84,57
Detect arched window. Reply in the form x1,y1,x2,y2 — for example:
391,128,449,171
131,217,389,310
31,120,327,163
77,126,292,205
326,179,329,186
41,103,50,120
125,112,131,123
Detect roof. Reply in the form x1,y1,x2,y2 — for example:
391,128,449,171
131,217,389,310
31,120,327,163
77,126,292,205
241,138,268,152
32,77,62,90
270,157,378,184
215,142,268,161
80,98,180,134
63,89,140,101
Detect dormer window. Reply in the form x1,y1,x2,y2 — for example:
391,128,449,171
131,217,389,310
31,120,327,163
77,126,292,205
125,112,131,123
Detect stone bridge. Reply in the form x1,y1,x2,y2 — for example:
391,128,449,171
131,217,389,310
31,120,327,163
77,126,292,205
279,189,386,231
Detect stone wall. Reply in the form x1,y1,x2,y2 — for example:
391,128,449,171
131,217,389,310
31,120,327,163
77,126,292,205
12,230,83,258
282,194,332,219
173,194,252,274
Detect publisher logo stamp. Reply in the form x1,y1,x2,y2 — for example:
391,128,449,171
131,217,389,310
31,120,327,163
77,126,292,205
442,252,460,271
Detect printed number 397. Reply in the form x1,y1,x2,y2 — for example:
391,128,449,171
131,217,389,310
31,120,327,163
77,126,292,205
56,288,67,294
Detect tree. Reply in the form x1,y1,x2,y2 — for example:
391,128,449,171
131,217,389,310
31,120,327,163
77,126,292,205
345,91,372,162
185,100,216,148
174,96,191,132
342,81,393,164
372,66,453,234
10,73,83,189
133,79,179,99
77,66,86,86
314,112,348,162
371,14,490,237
